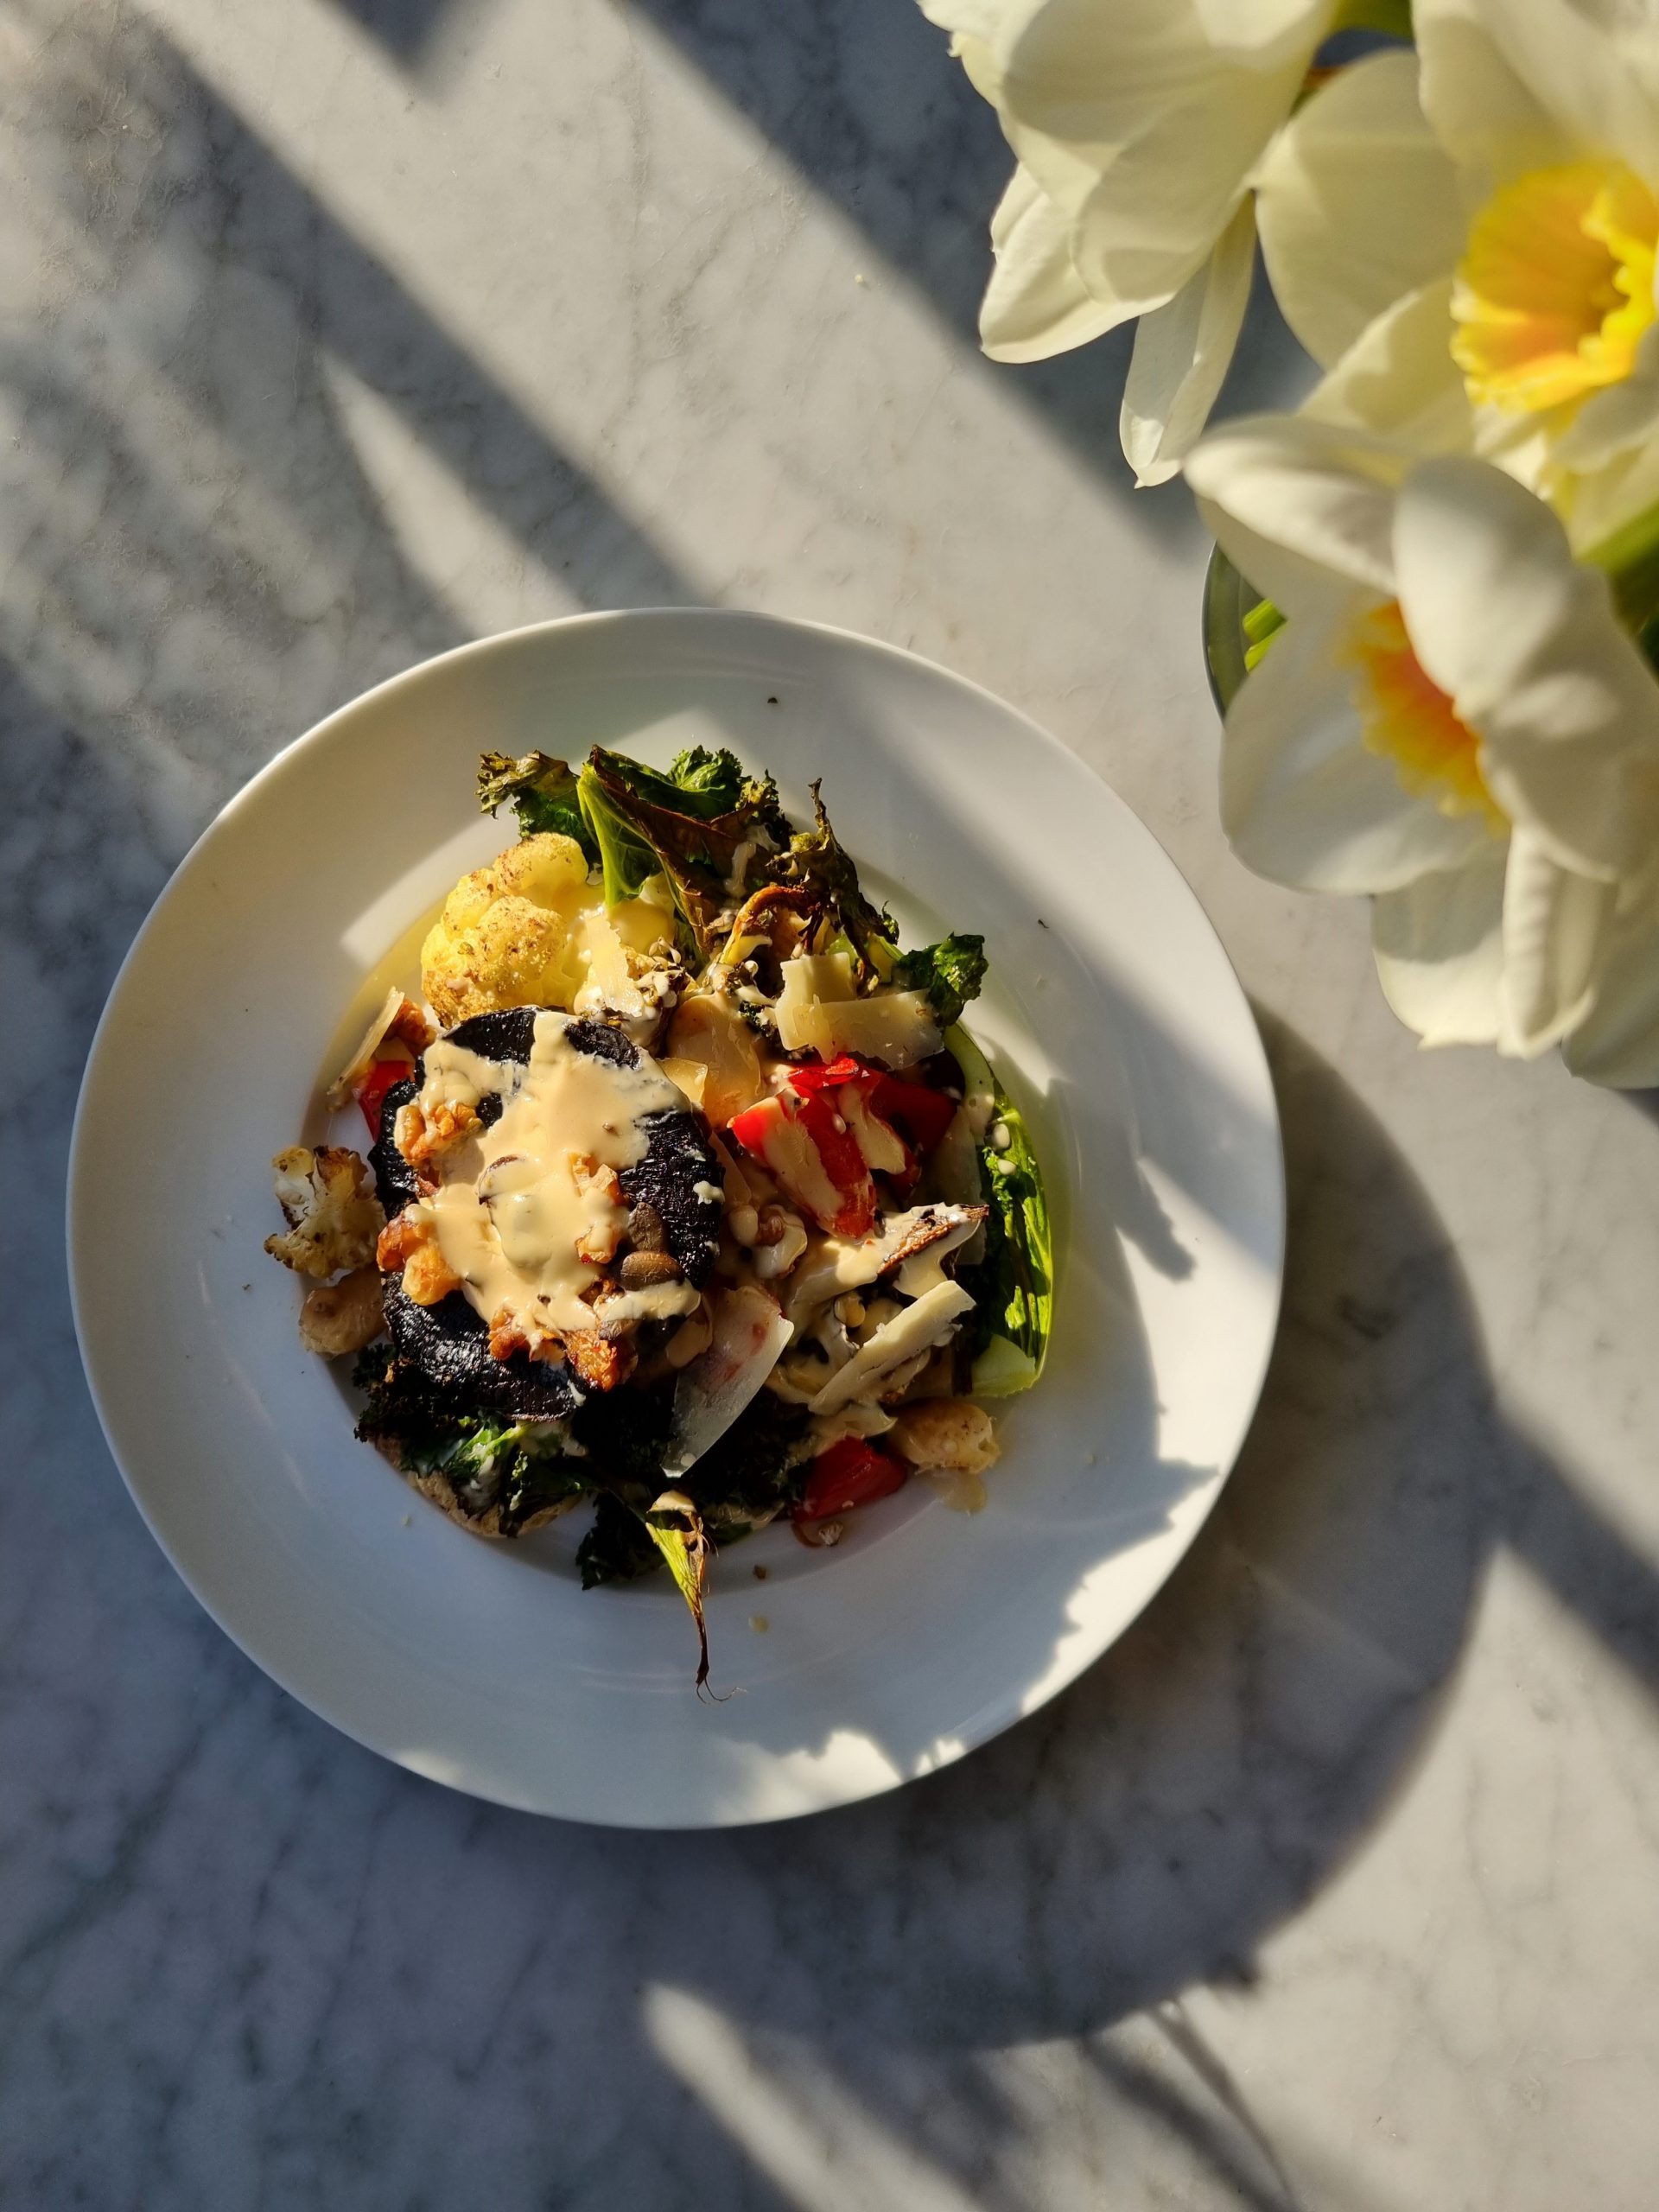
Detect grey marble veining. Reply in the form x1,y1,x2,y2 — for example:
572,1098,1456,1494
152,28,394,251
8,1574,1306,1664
4,2,1659,2207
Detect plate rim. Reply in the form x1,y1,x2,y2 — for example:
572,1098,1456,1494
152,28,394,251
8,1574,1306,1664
67,604,1287,1827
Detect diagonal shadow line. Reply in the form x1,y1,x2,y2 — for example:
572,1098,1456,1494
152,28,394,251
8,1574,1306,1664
618,0,1312,533
326,0,458,58
133,22,700,620
619,0,1156,511
1503,1433,1659,1699
1085,2042,1301,2212
1150,2003,1307,2212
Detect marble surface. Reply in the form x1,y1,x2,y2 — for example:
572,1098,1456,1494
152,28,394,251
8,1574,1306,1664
4,1,1659,2205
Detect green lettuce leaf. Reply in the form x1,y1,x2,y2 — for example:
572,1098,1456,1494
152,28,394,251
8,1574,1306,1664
576,745,793,955
946,1031,1053,1395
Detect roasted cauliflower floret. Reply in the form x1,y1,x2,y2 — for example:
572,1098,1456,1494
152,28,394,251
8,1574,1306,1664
891,1399,1000,1476
298,1266,385,1357
420,832,591,1026
265,1146,385,1280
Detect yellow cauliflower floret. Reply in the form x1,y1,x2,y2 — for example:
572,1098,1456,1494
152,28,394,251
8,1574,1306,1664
264,1147,385,1280
891,1398,1000,1476
420,832,592,1026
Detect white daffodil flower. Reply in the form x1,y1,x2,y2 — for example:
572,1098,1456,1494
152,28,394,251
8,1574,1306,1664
1255,1,1659,548
920,0,1343,485
1185,413,1659,1068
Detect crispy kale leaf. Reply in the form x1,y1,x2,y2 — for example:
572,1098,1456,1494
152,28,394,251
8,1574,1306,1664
576,745,793,953
776,782,897,979
575,1389,809,1696
683,1389,809,1530
575,1389,808,1574
892,933,988,1027
476,751,597,860
578,1492,663,1586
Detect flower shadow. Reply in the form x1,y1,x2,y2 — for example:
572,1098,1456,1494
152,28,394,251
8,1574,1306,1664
659,1014,1493,2043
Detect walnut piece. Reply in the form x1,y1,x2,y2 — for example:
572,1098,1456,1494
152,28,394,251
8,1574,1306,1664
891,1399,1000,1476
298,1267,385,1357
564,1329,634,1392
394,1096,480,1179
376,1210,461,1306
265,1146,385,1280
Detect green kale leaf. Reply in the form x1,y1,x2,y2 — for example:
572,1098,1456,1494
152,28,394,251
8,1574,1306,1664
684,1389,810,1529
892,932,988,1027
776,782,897,979
353,1351,588,1535
645,1491,716,1695
476,751,598,861
577,1491,664,1586
575,744,793,955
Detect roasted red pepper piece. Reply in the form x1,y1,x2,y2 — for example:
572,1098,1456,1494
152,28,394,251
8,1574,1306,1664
355,1055,411,1143
728,1090,877,1236
868,1072,957,1155
789,1054,956,1157
795,1433,907,1521
785,1055,864,1093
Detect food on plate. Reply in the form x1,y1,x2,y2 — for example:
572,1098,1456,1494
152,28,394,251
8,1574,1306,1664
265,741,1053,1687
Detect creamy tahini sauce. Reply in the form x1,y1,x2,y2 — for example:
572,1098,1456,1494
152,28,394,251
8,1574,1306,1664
416,1013,684,1338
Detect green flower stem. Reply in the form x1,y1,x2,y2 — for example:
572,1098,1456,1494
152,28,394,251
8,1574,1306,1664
1331,0,1413,36
1583,498,1659,646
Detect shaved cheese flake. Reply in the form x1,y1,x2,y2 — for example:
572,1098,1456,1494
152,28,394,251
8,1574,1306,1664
806,1281,974,1416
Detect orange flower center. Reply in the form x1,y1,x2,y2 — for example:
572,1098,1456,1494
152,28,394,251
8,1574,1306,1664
1452,160,1659,415
1344,601,1505,830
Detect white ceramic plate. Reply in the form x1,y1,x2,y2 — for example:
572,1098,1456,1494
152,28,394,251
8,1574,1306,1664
69,610,1283,1828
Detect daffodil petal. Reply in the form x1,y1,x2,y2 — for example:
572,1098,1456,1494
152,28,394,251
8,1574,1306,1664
1416,0,1659,191
1497,829,1614,1055
1192,499,1344,622
1561,424,1659,553
1392,455,1659,879
1121,200,1255,486
1221,595,1493,893
1185,411,1408,597
1371,846,1507,1047
1192,0,1334,67
980,164,1134,360
918,0,1027,45
1414,0,1580,191
1302,280,1474,452
943,0,1322,312
1554,321,1659,472
1255,52,1466,369
1560,882,1659,1085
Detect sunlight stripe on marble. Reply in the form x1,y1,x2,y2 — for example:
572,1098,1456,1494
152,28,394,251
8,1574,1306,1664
645,1986,982,2212
142,0,713,592
320,357,582,637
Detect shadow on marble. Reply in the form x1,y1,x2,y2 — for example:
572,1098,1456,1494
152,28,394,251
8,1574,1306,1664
327,0,457,57
13,858,1659,2209
2,3,695,834
614,0,1211,539
334,0,1313,519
